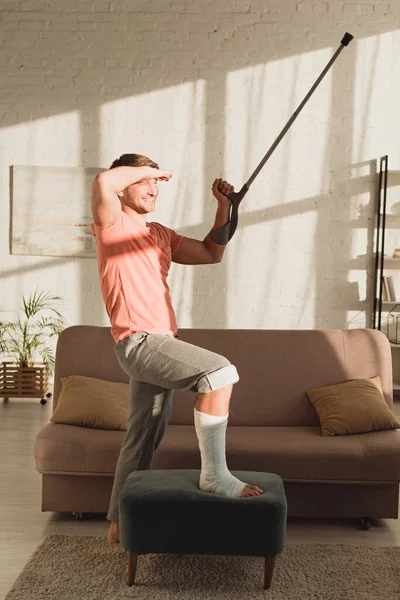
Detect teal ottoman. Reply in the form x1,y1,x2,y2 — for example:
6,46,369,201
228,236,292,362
119,469,287,590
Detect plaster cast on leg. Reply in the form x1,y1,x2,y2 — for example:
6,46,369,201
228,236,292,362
194,407,246,497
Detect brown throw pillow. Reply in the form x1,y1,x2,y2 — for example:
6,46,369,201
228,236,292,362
50,375,129,430
306,375,400,436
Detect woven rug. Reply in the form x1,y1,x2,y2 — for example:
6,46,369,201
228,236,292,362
4,534,400,599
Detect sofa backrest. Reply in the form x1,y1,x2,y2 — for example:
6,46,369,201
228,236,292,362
53,326,393,427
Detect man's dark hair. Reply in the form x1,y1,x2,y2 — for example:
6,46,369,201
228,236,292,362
109,153,159,170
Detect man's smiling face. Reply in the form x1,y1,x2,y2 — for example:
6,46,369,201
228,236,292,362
120,177,159,214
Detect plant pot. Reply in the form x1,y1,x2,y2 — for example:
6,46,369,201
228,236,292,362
0,361,50,399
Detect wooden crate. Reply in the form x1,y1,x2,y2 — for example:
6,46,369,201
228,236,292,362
0,361,50,399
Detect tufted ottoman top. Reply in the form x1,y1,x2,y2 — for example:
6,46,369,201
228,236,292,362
119,469,287,557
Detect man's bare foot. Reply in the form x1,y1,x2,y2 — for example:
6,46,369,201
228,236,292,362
239,484,263,497
107,521,120,543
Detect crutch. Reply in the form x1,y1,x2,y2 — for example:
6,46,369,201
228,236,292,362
211,32,354,245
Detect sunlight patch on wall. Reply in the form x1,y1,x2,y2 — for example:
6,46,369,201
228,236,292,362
224,48,334,206
352,32,399,164
224,49,333,329
99,80,207,230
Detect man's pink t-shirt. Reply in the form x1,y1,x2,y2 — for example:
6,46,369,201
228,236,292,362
91,211,186,343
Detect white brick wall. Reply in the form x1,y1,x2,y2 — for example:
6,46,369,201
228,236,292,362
1,1,400,366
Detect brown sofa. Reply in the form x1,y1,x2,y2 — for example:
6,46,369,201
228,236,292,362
34,325,400,525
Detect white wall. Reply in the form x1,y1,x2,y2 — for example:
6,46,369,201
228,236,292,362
1,1,400,367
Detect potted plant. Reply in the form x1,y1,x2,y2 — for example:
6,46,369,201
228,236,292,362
0,289,66,404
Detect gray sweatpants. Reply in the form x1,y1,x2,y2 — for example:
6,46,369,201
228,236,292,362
107,331,239,522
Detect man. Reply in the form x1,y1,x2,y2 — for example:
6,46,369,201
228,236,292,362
91,153,263,544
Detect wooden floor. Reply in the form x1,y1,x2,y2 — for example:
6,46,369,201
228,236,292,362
1,397,400,599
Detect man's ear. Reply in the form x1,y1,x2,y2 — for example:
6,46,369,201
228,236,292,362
117,190,124,198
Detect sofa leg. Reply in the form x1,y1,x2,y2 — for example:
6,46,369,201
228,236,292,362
360,517,372,530
264,555,276,590
127,551,138,586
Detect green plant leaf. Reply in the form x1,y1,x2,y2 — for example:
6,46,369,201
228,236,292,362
0,289,66,373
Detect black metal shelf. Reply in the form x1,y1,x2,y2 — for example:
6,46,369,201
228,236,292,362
373,155,389,331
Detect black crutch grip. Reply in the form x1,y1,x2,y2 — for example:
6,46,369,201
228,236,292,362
211,184,250,244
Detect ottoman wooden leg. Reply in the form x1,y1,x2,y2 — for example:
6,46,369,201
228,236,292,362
127,551,138,586
264,555,276,590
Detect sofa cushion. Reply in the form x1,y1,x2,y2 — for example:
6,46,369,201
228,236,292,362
50,375,129,430
306,375,400,436
34,422,400,483
305,376,400,436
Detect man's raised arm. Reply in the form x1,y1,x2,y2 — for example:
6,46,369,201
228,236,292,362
91,166,170,228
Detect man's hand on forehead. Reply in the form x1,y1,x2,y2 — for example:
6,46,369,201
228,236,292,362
136,169,173,185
